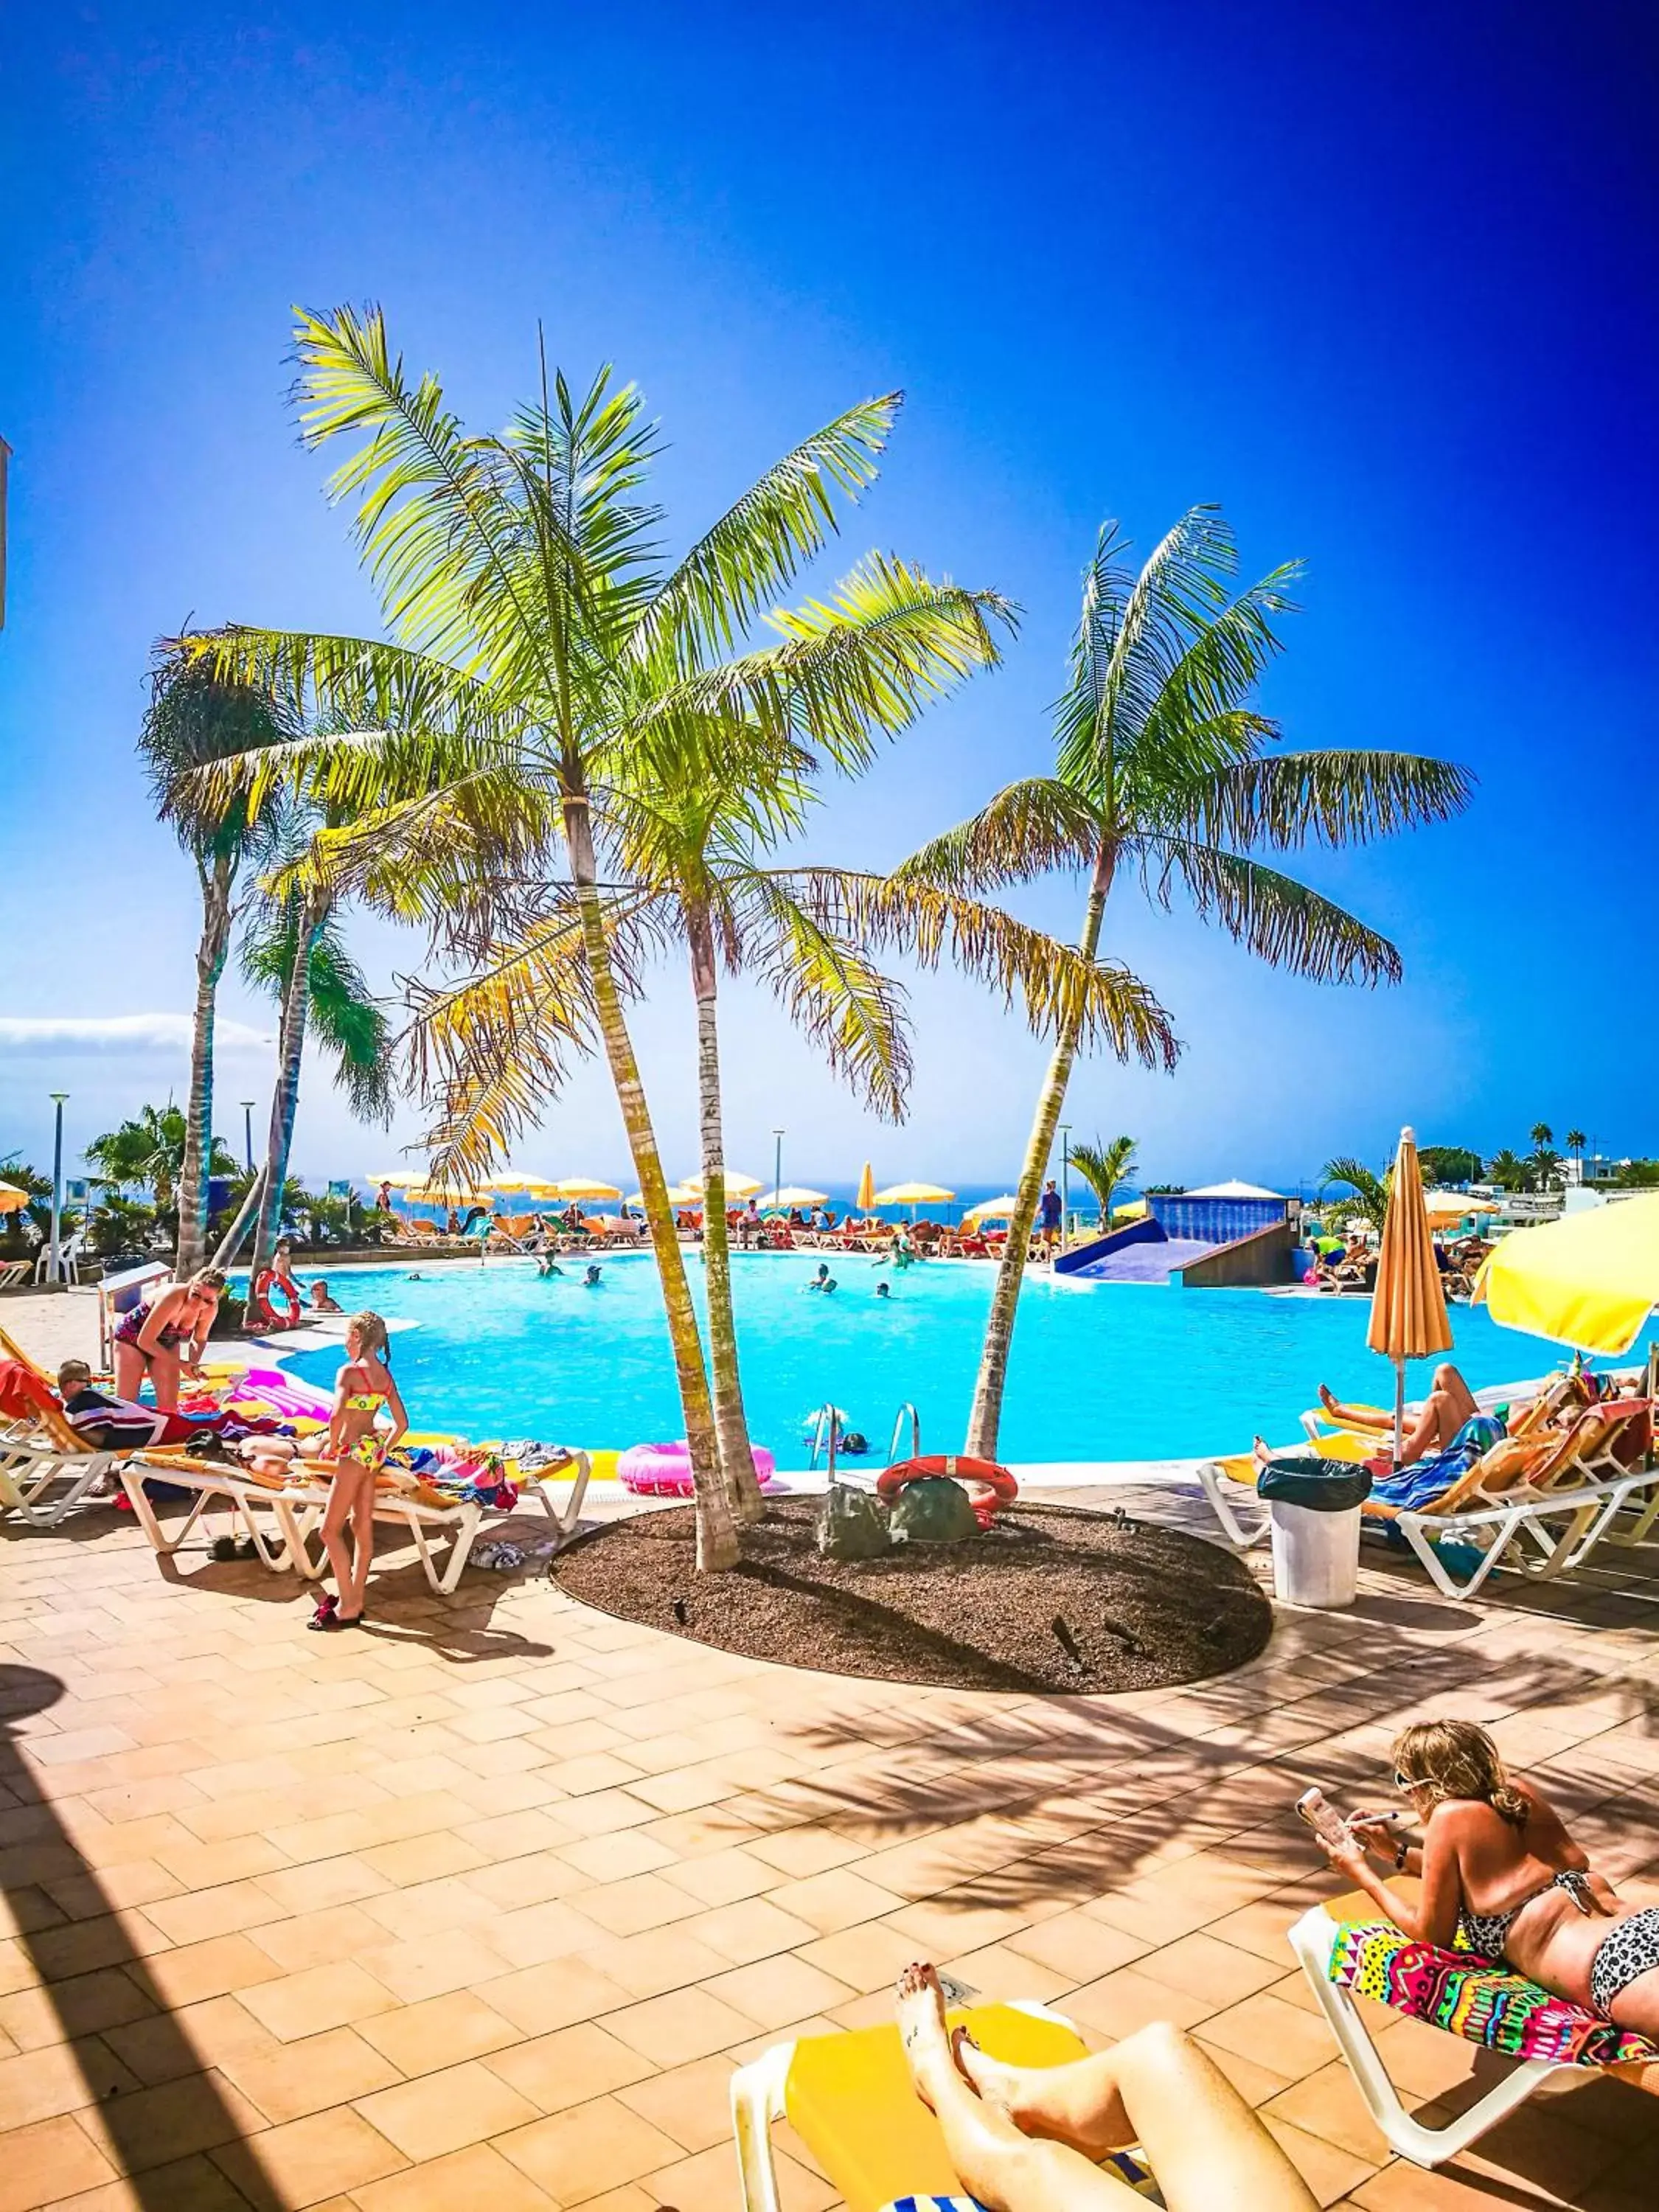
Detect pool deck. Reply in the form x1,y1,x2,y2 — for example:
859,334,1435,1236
1,1287,1657,2210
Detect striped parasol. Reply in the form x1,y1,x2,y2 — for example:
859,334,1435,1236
1367,1126,1454,1461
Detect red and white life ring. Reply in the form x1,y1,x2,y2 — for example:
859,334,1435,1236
877,1454,1018,1528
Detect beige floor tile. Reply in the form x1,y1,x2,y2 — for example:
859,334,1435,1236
613,2052,734,2152
240,1961,400,2043
1137,1928,1288,2006
603,1985,760,2066
1263,2113,1382,2206
767,1866,904,1933
355,1987,521,2075
1200,1988,1355,2083
349,2140,560,2211
129,1933,285,2009
211,2103,408,2205
644,2138,837,2212
1063,1965,1217,2040
479,1958,636,2037
352,2057,541,2162
701,1954,857,2032
1004,1907,1150,1983
73,2067,269,2172
37,2145,254,2211
676,1897,818,1966
573,1927,734,2001
219,2025,402,2125
353,1927,510,2005
568,1872,706,1937
498,2093,684,2200
0,2040,136,2132
0,2115,116,2212
484,2020,654,2112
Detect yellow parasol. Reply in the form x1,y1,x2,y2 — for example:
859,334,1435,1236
1424,1190,1502,1225
874,1182,956,1206
486,1170,562,1197
1368,1127,1454,1461
686,1171,765,1200
1113,1197,1149,1222
550,1178,622,1202
761,1186,829,1209
370,1170,428,1189
0,1180,29,1215
405,1183,489,1210
855,1161,876,1214
626,1185,698,1208
1472,1194,1659,1355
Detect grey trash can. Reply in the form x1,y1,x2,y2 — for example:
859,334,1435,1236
1256,1456,1372,1610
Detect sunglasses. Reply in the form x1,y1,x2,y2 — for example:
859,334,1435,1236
1394,1768,1427,1791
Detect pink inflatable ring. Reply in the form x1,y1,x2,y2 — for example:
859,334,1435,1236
617,1439,778,1497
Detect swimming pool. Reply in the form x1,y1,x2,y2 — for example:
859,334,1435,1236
279,1254,1651,1470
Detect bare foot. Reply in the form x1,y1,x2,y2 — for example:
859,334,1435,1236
897,1962,964,2113
1318,1384,1339,1411
954,2034,1025,2118
1252,1435,1272,1467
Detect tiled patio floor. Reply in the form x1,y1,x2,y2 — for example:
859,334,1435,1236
1,1312,1657,2207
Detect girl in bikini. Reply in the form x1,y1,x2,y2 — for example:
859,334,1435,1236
1314,1718,1659,2034
244,1311,406,1630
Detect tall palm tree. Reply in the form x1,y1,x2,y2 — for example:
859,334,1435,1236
141,660,291,1271
1565,1127,1586,1173
1486,1148,1530,1192
1530,1121,1554,1151
413,716,1172,1526
178,304,1060,1568
899,511,1473,1458
1068,1135,1138,1224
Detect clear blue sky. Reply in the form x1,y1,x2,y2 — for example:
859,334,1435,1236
3,0,1655,1192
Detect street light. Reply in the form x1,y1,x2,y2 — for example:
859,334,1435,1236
1058,1121,1071,1239
240,1101,257,1172
47,1093,68,1289
772,1127,785,1206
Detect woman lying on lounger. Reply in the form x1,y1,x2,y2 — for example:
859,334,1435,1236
1310,1719,1659,2034
897,1963,1316,2211
1317,1361,1479,1466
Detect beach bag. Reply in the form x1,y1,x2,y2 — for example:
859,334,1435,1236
816,1481,892,1560
888,1475,981,1544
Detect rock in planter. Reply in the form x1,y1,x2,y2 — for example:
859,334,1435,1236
816,1481,893,1559
889,1475,981,1545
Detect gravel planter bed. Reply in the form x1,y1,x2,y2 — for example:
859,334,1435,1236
550,1495,1272,1694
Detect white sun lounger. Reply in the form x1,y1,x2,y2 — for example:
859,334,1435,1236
119,1451,313,1573
0,1429,124,1528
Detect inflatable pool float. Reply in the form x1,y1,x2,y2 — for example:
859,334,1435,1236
618,1439,778,1497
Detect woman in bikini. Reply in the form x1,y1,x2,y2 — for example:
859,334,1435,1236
895,1963,1315,2211
1312,1718,1659,2035
1315,1361,1479,1467
111,1270,225,1411
245,1311,406,1630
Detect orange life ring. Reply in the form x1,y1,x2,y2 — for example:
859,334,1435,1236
877,1454,1018,1528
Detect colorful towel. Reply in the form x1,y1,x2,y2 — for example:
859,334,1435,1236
1327,1919,1659,2070
880,2155,1160,2212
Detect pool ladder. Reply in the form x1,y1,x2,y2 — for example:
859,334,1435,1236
805,1400,921,1482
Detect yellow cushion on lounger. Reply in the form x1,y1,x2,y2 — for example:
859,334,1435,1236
784,2003,1088,2212
1214,1431,1372,1489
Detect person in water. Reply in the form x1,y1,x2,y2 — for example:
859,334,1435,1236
538,1253,564,1278
895,1962,1316,2212
875,1281,891,1299
1318,1362,1479,1466
807,1262,830,1291
583,1264,602,1287
309,1280,343,1314
821,1276,838,1295
1312,1719,1659,2034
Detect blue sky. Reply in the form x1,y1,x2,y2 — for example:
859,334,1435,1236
2,0,1655,1194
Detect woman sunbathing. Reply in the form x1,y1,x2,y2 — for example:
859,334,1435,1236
896,1962,1316,2211
1311,1719,1659,2034
1317,1361,1478,1465
244,1311,406,1630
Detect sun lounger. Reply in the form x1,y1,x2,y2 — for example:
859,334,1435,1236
119,1450,312,1573
732,1997,1158,2212
0,1259,31,1293
1290,1900,1659,2168
0,1350,132,1528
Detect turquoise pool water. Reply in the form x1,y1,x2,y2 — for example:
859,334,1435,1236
279,1255,1653,1470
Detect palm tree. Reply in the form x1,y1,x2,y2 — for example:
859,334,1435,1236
1487,1148,1530,1192
1530,1121,1554,1151
1319,1155,1392,1234
178,304,1062,1568
1565,1127,1586,1176
900,510,1473,1458
233,899,395,1263
414,715,1168,1526
1068,1135,1138,1224
141,659,291,1272
1530,1146,1563,1193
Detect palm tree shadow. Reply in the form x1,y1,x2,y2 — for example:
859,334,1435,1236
0,1665,280,2207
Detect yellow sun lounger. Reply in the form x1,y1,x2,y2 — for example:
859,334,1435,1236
732,2001,1158,2212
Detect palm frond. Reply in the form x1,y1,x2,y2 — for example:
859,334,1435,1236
633,394,900,669
741,877,914,1120
894,777,1102,893
1185,749,1476,852
1143,835,1402,986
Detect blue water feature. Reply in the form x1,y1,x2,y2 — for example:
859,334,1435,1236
275,1254,1651,1472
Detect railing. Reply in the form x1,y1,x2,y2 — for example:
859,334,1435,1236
887,1402,921,1466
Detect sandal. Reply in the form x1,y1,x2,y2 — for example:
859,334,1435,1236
307,1596,341,1632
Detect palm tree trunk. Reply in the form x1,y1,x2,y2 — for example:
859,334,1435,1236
176,852,234,1276
251,892,328,1281
562,795,737,1571
211,1161,266,1270
965,839,1118,1461
687,902,764,1526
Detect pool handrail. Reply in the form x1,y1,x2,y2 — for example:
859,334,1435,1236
887,1402,921,1466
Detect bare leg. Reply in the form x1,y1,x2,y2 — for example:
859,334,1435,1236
896,1964,1141,2212
346,1475,375,1617
319,1475,360,1617
150,1347,182,1413
1318,1385,1388,1432
113,1343,146,1402
955,2026,1318,2208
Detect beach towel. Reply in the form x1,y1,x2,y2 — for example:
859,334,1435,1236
1366,1413,1506,1511
879,2154,1160,2211
1327,1919,1659,2070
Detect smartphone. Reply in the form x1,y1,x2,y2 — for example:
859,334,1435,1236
1295,1786,1351,1849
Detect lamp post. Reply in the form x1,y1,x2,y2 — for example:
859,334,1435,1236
773,1127,785,1207
47,1092,68,1289
240,1101,256,1172
1058,1121,1071,1240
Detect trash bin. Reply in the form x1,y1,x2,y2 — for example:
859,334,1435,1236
1256,1456,1373,1609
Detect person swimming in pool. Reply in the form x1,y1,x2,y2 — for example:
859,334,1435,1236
807,1262,830,1291
538,1253,564,1278
875,1281,891,1299
583,1264,602,1287
821,1276,838,1295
